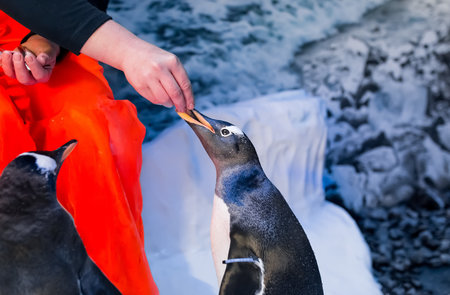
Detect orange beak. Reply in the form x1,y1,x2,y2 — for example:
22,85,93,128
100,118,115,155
60,140,78,162
177,110,215,133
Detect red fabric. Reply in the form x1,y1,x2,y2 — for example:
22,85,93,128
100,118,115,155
0,11,159,295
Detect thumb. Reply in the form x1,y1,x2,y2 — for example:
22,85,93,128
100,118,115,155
36,53,50,66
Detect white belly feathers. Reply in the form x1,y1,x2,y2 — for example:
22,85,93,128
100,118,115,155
210,194,231,284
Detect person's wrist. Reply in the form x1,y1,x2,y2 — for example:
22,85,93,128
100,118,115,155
116,36,146,71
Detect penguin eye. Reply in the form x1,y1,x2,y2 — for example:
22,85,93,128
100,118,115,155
220,128,232,137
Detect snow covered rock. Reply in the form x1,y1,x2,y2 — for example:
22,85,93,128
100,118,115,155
340,37,370,94
140,90,381,295
357,146,398,172
437,121,450,151
420,30,439,48
368,78,428,131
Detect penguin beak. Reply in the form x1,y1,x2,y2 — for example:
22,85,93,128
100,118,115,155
54,140,78,173
59,140,78,163
177,109,215,133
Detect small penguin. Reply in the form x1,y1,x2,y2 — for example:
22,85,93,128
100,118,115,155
178,110,324,295
0,140,121,295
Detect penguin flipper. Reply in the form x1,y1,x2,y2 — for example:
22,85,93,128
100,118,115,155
219,258,263,295
79,258,122,295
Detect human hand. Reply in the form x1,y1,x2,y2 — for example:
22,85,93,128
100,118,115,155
80,20,194,112
121,40,194,112
0,34,60,85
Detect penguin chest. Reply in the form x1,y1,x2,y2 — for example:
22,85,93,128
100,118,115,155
210,194,231,284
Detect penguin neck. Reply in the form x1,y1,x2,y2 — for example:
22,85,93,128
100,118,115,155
214,156,261,172
0,175,57,217
215,161,266,205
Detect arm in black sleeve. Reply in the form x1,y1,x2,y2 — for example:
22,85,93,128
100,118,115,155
0,0,111,55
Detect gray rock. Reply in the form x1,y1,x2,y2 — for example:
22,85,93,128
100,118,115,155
419,138,450,202
392,286,406,295
368,80,428,130
424,237,440,250
406,208,419,219
439,239,450,251
389,206,405,218
393,258,411,271
413,239,422,249
400,216,419,230
357,146,398,172
373,253,390,266
430,216,446,227
417,230,441,250
445,228,450,239
392,240,404,249
429,257,443,267
434,43,450,56
380,184,414,207
379,277,396,289
340,37,370,94
362,218,378,231
330,165,367,211
369,208,389,220
419,230,433,243
411,256,424,265
394,249,407,258
389,43,414,59
436,122,450,151
380,59,403,80
378,243,393,259
411,278,422,288
413,46,428,59
389,228,403,240
411,249,430,265
439,253,450,265
420,30,439,48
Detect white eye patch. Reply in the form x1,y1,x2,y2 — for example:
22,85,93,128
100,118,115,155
220,126,244,137
19,152,57,174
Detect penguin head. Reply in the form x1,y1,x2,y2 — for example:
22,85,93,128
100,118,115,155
1,140,78,187
178,110,259,170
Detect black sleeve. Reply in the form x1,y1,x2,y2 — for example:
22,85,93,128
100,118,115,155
0,0,111,55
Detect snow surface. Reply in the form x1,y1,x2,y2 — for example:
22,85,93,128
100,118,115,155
140,90,381,295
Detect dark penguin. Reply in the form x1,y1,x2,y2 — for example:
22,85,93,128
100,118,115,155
0,140,121,295
178,110,324,295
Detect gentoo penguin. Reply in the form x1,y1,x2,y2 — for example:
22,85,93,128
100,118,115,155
0,140,121,295
178,110,324,295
